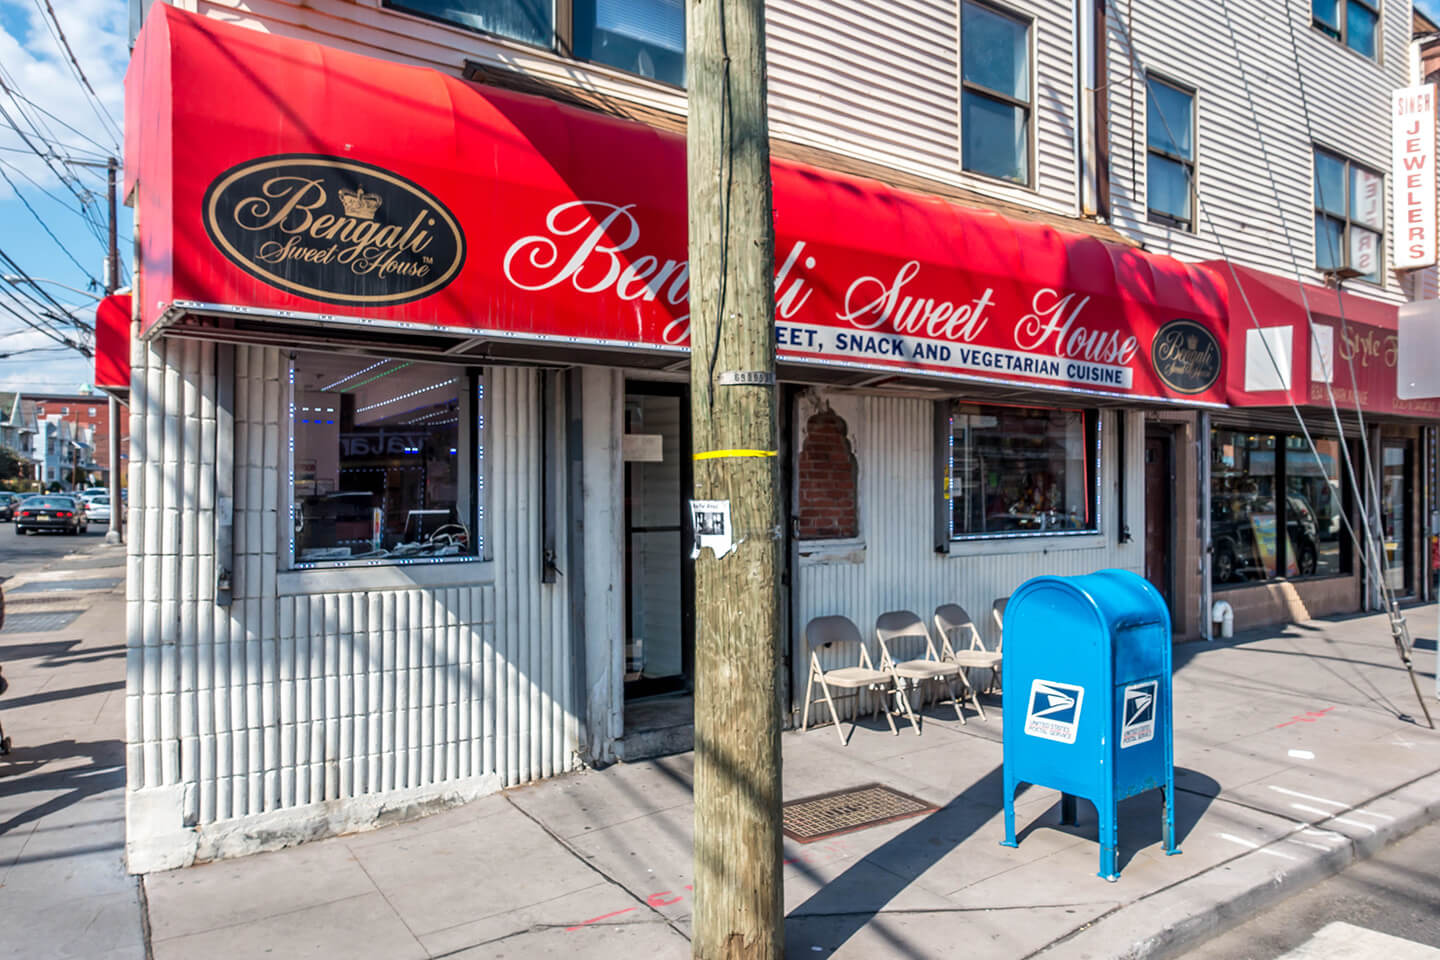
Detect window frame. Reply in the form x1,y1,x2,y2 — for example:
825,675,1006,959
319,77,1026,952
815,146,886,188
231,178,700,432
1210,428,1353,589
285,352,487,571
944,401,1102,543
1312,145,1385,285
1312,0,1380,61
958,0,1037,189
1144,72,1198,232
383,0,687,89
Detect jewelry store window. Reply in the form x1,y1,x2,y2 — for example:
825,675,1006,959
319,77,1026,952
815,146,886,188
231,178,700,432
288,352,484,567
947,402,1100,539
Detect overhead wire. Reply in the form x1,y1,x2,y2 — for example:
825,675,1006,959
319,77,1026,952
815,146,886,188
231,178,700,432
29,0,124,150
0,163,101,281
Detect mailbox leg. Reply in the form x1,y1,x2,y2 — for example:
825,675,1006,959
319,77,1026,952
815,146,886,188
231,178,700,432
1098,807,1119,881
1059,793,1078,826
1000,774,1018,848
1162,786,1179,856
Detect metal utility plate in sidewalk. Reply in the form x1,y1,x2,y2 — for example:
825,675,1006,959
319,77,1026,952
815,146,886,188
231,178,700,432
782,783,938,844
2,610,84,633
8,577,122,594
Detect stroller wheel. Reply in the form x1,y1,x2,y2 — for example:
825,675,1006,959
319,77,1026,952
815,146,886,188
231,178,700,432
0,736,10,755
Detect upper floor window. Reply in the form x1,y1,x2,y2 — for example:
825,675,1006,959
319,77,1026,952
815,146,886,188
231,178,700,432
387,0,684,87
960,1,1032,185
1146,75,1196,230
1314,147,1383,283
575,0,685,87
1313,0,1378,59
388,0,552,49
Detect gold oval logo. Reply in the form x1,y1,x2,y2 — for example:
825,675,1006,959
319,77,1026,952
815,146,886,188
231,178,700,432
1151,318,1222,395
203,154,465,306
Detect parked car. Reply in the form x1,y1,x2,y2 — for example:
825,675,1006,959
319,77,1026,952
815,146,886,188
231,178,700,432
1211,493,1319,582
86,495,111,523
0,491,19,521
81,487,108,499
15,495,88,535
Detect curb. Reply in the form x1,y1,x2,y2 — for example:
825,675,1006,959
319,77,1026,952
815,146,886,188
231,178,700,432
1030,769,1440,959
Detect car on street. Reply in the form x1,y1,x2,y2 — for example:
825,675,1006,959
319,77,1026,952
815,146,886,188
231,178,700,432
81,487,108,499
0,491,19,521
85,495,111,523
14,495,88,535
1211,492,1319,582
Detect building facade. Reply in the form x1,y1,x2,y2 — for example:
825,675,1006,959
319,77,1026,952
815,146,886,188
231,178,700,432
118,0,1435,872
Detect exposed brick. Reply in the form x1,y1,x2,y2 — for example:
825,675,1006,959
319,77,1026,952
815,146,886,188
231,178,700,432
796,409,859,540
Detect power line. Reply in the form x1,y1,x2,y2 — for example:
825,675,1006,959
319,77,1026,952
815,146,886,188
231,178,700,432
0,64,117,157
30,0,124,150
0,164,101,282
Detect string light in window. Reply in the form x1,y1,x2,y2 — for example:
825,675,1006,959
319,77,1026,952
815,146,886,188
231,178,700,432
321,358,390,392
357,378,458,413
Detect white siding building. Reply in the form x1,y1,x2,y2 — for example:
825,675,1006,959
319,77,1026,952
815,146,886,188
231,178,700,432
119,0,1433,873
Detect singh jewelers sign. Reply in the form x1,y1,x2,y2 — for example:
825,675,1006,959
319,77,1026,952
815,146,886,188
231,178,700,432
1393,85,1437,270
132,5,1228,406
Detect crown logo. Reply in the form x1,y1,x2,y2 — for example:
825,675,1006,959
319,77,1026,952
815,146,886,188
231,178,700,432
338,187,382,220
1186,334,1198,350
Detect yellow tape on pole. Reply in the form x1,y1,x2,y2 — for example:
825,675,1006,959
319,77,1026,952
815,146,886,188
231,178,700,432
693,449,778,461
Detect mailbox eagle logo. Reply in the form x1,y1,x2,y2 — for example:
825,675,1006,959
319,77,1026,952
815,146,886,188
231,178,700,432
1121,682,1158,748
1024,679,1085,744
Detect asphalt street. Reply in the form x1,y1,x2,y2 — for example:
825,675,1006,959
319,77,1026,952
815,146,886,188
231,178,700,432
0,520,111,581
1182,821,1440,959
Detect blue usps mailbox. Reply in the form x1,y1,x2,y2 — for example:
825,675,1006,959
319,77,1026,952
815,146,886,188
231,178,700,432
1000,569,1177,881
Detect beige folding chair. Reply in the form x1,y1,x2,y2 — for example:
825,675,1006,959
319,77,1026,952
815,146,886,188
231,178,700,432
801,616,900,745
874,610,968,729
933,604,999,721
988,597,1009,694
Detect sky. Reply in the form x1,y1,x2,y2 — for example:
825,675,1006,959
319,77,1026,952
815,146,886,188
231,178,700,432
0,0,129,395
1424,0,1440,23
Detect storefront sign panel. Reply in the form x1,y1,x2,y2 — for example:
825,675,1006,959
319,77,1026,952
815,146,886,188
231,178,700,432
137,5,1228,406
1392,85,1437,270
1309,319,1440,416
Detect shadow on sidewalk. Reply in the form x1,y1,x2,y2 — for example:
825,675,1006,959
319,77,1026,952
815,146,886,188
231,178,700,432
783,765,1216,957
0,738,125,837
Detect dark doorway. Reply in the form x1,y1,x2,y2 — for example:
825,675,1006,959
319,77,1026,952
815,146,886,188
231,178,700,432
1144,429,1174,613
623,381,694,701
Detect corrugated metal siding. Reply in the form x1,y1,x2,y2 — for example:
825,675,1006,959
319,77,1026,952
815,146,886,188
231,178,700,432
185,0,1081,217
127,347,573,845
1106,0,1408,301
794,394,1144,715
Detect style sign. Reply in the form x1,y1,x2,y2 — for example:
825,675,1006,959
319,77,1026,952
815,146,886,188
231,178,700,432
1024,679,1085,744
689,499,735,559
203,154,466,305
1150,318,1222,394
1120,681,1157,748
1393,85,1437,270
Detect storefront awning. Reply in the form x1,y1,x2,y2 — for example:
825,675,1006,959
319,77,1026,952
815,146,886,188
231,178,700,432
1211,262,1440,419
128,5,1228,406
94,293,131,395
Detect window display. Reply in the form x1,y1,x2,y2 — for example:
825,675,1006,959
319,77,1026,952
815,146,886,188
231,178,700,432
290,353,482,566
948,403,1098,538
1210,429,1348,586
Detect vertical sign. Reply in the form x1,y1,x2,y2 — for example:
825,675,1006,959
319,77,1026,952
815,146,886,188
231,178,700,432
1393,85,1437,270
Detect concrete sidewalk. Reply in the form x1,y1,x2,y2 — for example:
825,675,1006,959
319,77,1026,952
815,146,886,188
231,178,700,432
110,606,1440,957
0,543,140,960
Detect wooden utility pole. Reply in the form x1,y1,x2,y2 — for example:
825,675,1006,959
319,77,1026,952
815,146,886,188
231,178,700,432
686,0,784,956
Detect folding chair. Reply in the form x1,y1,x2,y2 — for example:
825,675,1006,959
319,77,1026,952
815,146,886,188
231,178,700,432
800,616,901,744
933,604,999,721
875,610,969,729
989,598,1009,694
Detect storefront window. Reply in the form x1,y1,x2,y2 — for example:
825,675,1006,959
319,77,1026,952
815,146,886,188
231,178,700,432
1211,429,1348,586
290,353,483,567
948,403,1098,538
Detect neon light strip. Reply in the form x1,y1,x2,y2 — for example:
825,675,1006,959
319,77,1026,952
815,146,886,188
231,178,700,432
321,358,390,392
357,378,457,413
345,361,413,393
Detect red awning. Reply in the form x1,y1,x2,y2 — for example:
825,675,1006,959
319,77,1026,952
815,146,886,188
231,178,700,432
1211,262,1440,419
94,293,131,392
127,5,1228,405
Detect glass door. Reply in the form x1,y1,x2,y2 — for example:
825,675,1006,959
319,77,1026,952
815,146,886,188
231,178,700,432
1381,440,1413,596
623,384,693,698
